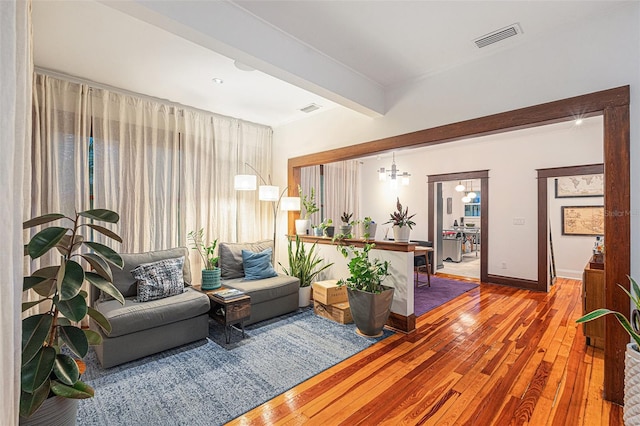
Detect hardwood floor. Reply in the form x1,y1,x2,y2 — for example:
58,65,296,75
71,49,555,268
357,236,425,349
228,278,623,425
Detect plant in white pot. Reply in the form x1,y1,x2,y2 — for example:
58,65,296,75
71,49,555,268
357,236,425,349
384,197,416,243
21,209,125,424
576,275,640,424
356,217,377,241
296,185,319,235
279,235,333,307
187,228,220,290
337,243,392,337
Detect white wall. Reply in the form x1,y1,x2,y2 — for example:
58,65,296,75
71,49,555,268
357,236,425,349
547,178,604,279
272,3,640,281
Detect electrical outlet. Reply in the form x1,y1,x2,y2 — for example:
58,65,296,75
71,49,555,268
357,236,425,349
501,262,507,269
513,217,525,225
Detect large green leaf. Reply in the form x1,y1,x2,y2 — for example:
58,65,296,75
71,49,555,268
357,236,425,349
22,314,53,365
83,223,123,243
32,266,59,279
32,278,57,297
87,306,112,334
21,300,46,312
79,209,119,223
55,234,84,257
51,379,94,399
84,241,124,269
84,328,102,346
19,378,50,418
27,227,68,259
53,353,80,386
85,272,124,305
23,213,66,229
23,276,46,291
58,260,85,301
54,293,87,323
82,253,113,282
21,346,56,393
58,325,89,358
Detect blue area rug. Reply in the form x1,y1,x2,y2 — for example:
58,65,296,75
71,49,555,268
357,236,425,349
77,307,393,426
414,275,479,317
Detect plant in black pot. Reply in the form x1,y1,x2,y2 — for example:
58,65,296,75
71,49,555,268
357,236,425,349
337,243,392,337
21,209,125,424
187,228,220,290
279,235,333,307
576,275,640,423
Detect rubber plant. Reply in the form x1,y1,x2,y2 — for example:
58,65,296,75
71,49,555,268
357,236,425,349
279,235,333,287
21,209,125,418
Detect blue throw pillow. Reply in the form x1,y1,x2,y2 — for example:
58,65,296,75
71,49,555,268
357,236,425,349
242,248,278,280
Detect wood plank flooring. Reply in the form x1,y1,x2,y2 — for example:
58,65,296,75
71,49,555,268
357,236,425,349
227,278,623,425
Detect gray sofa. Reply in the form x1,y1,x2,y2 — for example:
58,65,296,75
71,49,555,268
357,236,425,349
89,247,211,368
218,240,299,325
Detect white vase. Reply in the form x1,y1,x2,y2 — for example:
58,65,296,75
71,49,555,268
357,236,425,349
626,343,640,425
392,224,410,242
358,222,377,240
298,286,312,307
295,219,310,235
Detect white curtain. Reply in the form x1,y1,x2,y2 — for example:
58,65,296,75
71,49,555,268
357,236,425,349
1,0,31,423
92,89,181,253
300,165,321,227
323,160,361,225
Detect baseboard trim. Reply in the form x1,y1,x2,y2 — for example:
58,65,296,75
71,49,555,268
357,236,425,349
486,274,541,291
387,312,415,333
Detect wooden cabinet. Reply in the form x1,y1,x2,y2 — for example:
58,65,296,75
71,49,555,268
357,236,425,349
583,261,605,348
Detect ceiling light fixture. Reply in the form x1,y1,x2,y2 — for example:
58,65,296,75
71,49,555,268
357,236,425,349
467,181,477,199
575,118,584,125
211,78,224,85
455,181,465,192
378,152,410,186
299,103,321,113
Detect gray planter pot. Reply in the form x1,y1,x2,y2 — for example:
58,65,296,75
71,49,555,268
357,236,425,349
202,268,221,290
324,226,335,238
347,286,394,337
20,396,79,426
339,225,352,236
313,227,323,237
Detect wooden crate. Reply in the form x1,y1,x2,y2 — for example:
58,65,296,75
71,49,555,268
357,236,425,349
314,301,353,324
312,280,347,305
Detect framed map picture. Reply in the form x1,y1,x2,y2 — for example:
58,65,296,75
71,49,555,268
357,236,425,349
561,205,604,236
555,174,604,198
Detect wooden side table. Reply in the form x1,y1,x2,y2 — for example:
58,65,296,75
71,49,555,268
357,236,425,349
193,285,251,343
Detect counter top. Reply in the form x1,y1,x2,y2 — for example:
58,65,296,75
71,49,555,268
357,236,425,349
291,235,418,252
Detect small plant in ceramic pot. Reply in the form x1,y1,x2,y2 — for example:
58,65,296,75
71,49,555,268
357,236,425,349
384,197,416,242
187,228,220,290
339,212,354,236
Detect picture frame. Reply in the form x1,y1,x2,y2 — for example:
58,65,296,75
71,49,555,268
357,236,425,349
555,174,604,198
446,197,452,214
561,205,604,236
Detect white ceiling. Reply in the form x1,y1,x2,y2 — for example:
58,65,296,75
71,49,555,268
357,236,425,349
32,0,626,127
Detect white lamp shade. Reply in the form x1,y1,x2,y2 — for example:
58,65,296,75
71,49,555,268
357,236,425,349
401,172,410,186
234,174,257,190
462,195,471,203
281,197,301,211
259,185,280,201
467,191,477,199
455,183,465,192
378,168,386,181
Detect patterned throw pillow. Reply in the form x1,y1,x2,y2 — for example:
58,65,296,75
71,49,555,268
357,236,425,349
130,256,186,302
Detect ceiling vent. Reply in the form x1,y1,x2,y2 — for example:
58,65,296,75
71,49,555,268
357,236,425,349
474,23,522,48
299,103,321,113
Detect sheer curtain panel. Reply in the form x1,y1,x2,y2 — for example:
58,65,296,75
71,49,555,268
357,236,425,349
323,160,361,226
1,0,32,423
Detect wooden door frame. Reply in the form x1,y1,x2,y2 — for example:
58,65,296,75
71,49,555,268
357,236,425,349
427,171,489,283
287,86,630,403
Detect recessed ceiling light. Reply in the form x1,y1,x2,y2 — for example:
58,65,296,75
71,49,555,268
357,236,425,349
575,118,584,125
211,78,224,85
299,103,321,113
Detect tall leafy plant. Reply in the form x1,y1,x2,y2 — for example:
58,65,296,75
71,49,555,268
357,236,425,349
384,197,416,229
21,209,125,418
187,228,219,270
337,244,390,293
279,236,333,287
298,185,319,220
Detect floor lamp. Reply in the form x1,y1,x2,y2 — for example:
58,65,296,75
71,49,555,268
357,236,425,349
234,163,300,263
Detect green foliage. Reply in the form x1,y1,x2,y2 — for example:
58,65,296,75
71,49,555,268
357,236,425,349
340,212,353,225
319,218,333,232
576,276,640,349
279,236,333,287
298,185,319,220
336,244,390,293
384,197,416,229
21,209,124,418
187,228,219,270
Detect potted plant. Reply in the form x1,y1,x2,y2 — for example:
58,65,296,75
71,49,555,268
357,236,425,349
339,212,354,236
21,209,125,423
296,185,319,235
577,276,640,423
279,235,334,307
384,197,416,242
320,218,334,238
187,228,220,290
356,217,377,241
337,243,393,337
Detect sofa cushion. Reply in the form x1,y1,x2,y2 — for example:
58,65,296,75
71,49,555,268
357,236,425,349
242,248,277,280
131,256,186,302
219,240,273,279
93,287,210,338
110,247,192,299
224,274,299,305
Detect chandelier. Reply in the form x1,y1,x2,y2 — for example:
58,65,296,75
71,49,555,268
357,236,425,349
378,153,410,186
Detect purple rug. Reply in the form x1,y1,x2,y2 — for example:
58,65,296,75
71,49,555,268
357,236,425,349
414,275,479,317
